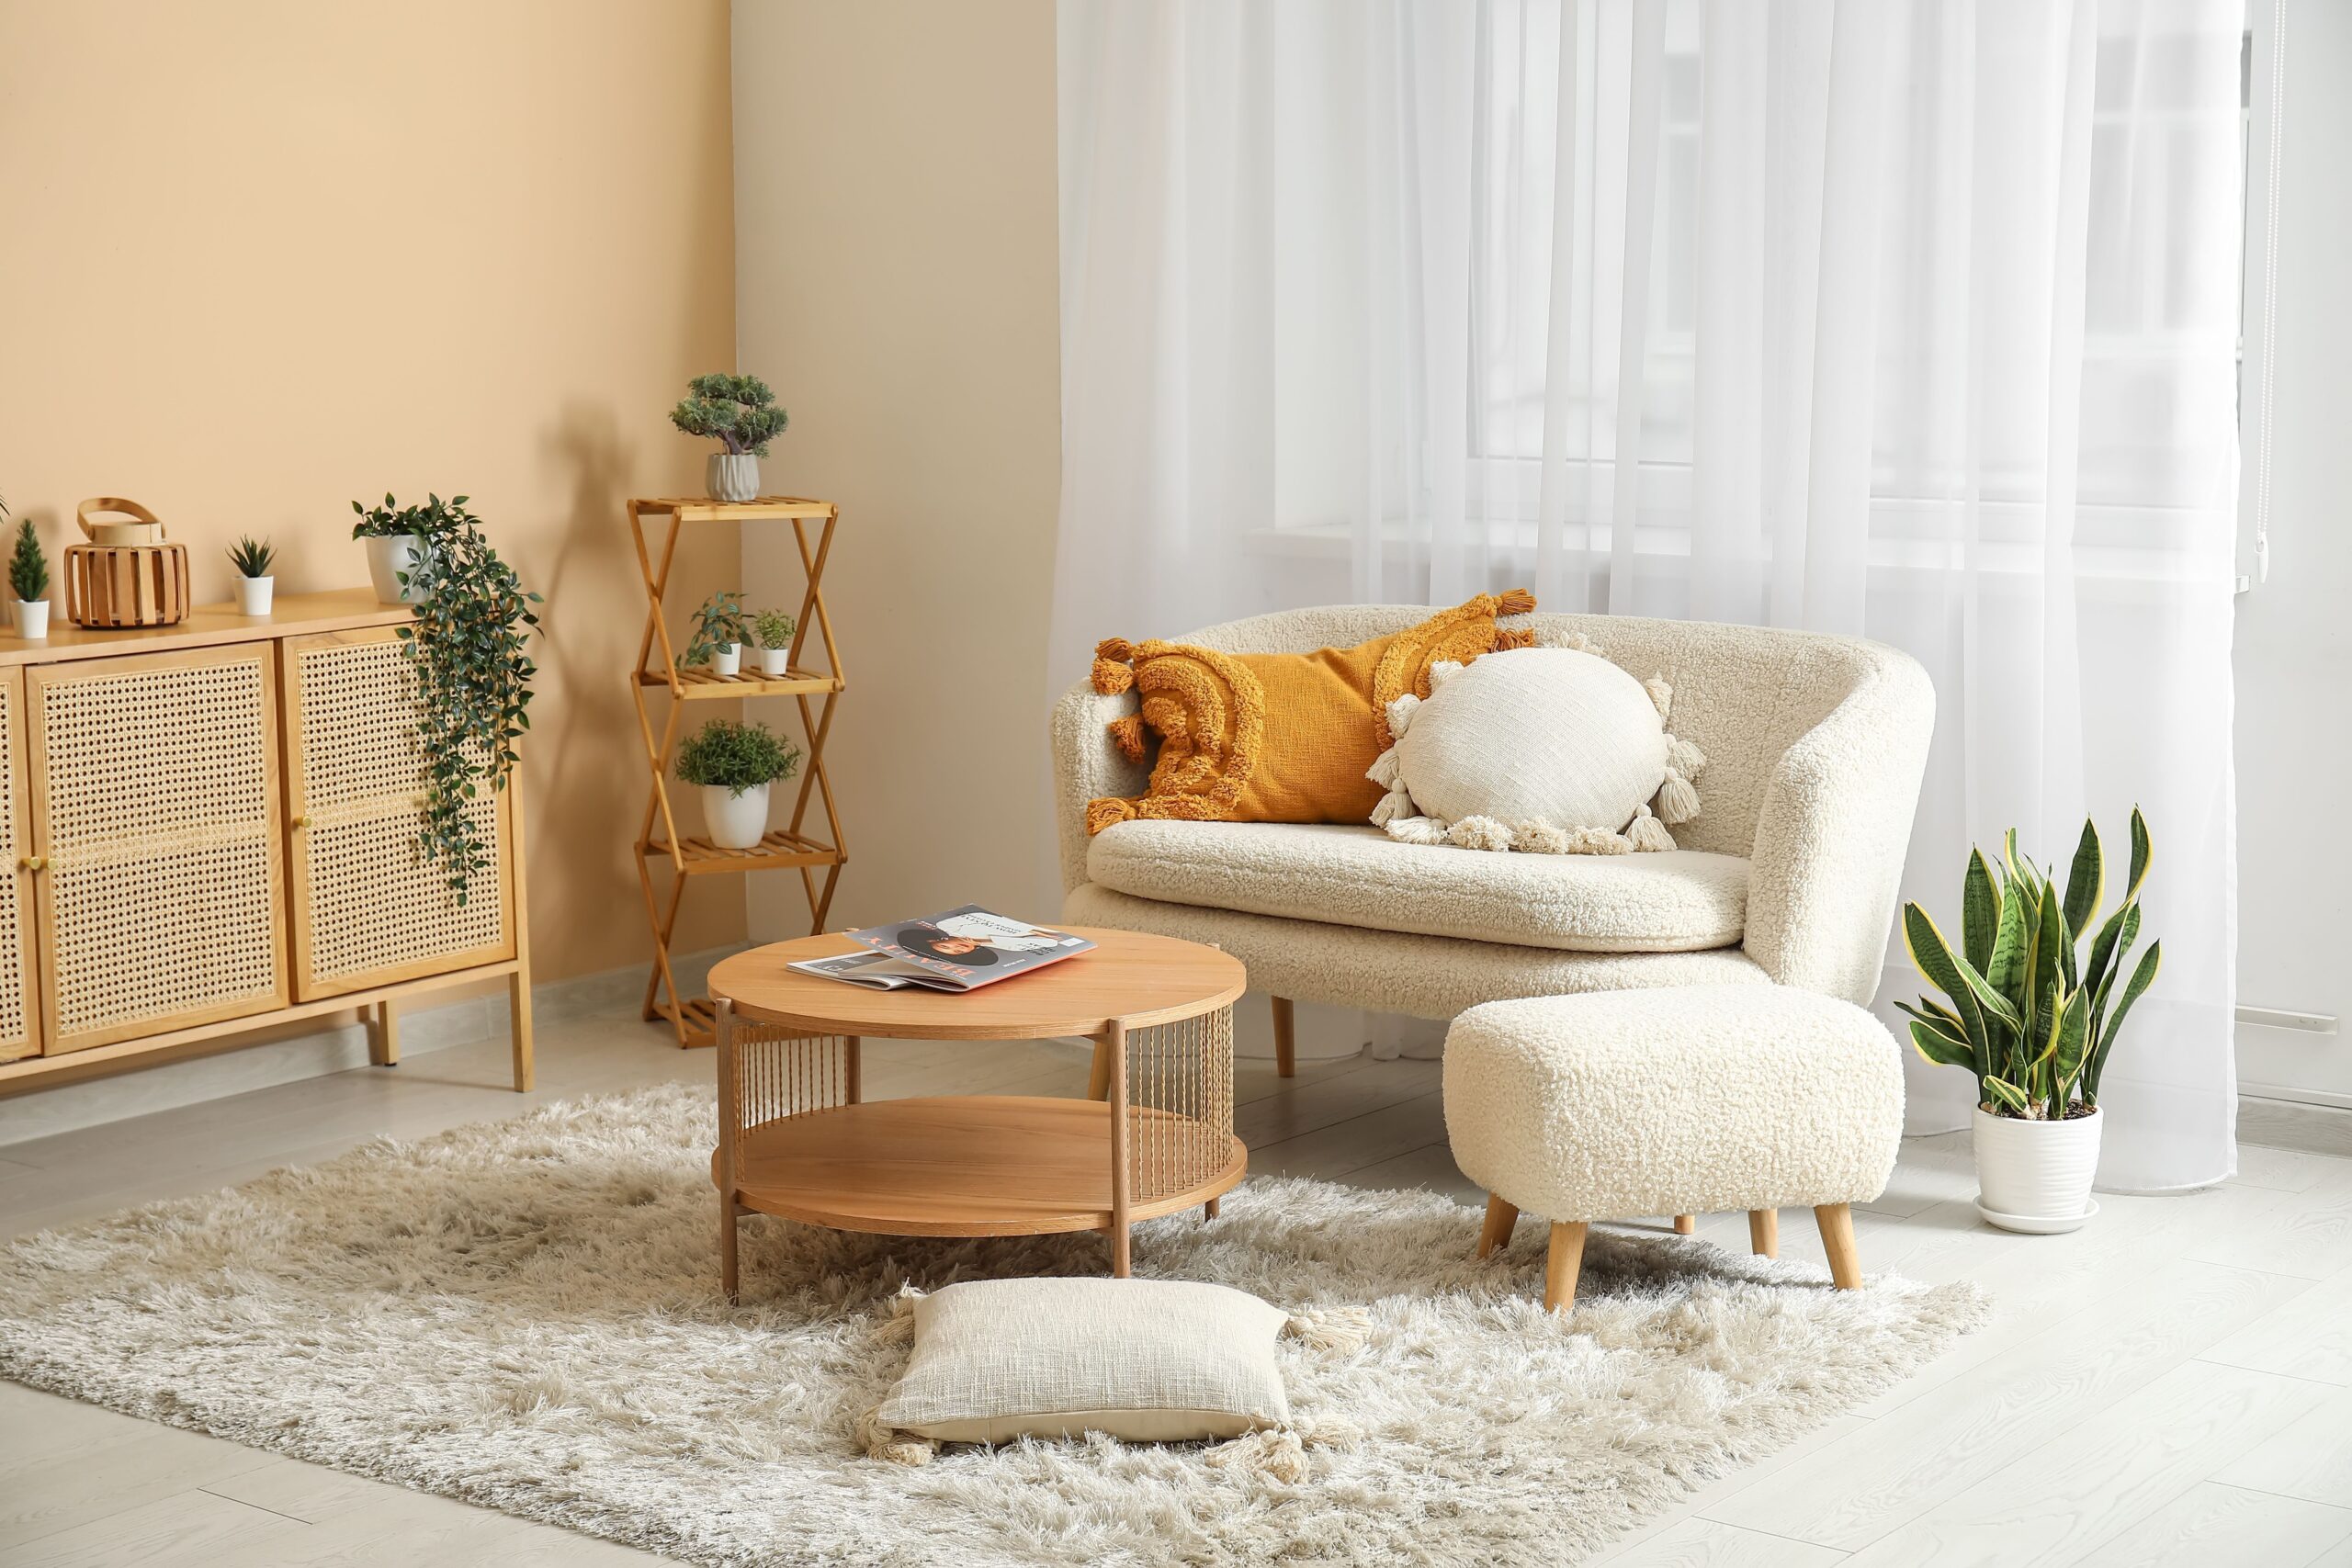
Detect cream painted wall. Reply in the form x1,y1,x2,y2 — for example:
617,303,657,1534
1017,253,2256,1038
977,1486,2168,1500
731,0,1064,937
0,0,741,981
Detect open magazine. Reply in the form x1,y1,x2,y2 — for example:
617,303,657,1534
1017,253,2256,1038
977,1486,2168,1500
787,906,1097,993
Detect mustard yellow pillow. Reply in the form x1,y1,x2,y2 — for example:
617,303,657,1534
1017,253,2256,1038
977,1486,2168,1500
1084,591,1536,833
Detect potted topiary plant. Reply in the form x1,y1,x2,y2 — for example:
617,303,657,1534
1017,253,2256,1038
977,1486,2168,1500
351,493,435,605
751,607,797,677
676,718,799,850
8,508,49,638
1899,808,2163,1234
686,591,749,677
228,535,276,615
671,373,788,502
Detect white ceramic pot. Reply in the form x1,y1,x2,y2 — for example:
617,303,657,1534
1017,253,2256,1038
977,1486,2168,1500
236,575,275,615
1973,1106,2103,1232
365,534,427,605
709,643,741,677
702,782,770,850
12,599,48,639
757,646,791,677
707,453,761,504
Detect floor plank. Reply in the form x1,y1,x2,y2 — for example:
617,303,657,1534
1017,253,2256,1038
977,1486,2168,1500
2072,1481,2352,1568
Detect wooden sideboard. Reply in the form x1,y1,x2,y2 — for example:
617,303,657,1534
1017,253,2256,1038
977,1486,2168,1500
0,588,533,1097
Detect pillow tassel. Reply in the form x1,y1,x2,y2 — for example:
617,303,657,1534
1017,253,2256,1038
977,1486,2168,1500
1655,767,1701,825
1666,734,1707,778
1385,692,1421,739
1625,803,1676,852
1511,821,1570,855
1283,1306,1374,1355
1085,796,1139,835
1106,712,1148,764
1445,815,1514,852
856,1407,937,1467
1364,746,1402,791
1644,674,1674,721
1370,787,1416,827
1495,587,1537,615
1204,1427,1312,1484
1090,637,1136,696
1427,659,1466,689
1384,815,1450,846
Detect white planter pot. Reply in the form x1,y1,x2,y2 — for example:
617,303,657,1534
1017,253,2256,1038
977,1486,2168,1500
365,534,427,605
236,575,275,615
701,782,770,850
756,646,791,677
1973,1106,2103,1233
707,453,761,504
709,643,741,677
12,599,48,639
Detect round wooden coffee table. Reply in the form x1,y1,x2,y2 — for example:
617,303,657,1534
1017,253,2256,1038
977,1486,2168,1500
705,928,1247,1298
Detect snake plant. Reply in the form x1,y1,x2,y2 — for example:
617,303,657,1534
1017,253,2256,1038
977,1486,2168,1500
1898,808,2162,1120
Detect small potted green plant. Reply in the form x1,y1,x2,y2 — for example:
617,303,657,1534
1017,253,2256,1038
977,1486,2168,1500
676,717,800,849
351,493,436,605
671,373,788,502
751,607,797,677
7,508,49,638
228,535,276,615
1900,808,2162,1234
686,591,750,677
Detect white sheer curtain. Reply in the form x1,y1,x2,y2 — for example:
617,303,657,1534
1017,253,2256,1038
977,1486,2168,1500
1053,0,2242,1191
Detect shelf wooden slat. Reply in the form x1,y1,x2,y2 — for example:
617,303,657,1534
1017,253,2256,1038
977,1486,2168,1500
635,496,838,522
640,828,842,875
638,666,844,698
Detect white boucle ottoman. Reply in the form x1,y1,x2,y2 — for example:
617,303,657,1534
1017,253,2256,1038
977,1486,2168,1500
1442,984,1904,1312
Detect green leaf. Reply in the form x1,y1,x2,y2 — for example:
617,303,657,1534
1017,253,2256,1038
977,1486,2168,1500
1909,1019,1977,1075
1962,848,2000,973
1983,1076,2032,1113
2126,806,2153,902
2050,986,2090,1099
2030,880,2065,1033
2063,818,2103,935
1904,904,2020,1032
2086,942,2162,1104
1987,874,2029,997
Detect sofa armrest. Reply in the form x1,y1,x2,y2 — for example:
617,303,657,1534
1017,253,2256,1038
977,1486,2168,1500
1049,677,1148,894
1740,651,1936,1003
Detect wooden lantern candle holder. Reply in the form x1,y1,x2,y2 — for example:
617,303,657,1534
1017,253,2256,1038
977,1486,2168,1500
66,499,191,628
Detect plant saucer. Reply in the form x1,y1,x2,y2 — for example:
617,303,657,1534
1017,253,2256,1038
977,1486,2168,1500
1973,1196,2099,1235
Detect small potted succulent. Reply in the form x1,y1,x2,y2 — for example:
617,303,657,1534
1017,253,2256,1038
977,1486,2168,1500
8,509,49,638
686,591,749,677
670,373,787,503
676,717,800,850
228,535,276,615
351,493,440,605
1900,808,2162,1235
751,607,797,677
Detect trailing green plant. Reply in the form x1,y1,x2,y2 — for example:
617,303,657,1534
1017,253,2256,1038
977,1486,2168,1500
8,517,46,604
352,492,540,906
670,373,788,457
1898,808,2163,1121
685,591,749,666
675,718,799,795
751,607,797,651
226,535,276,579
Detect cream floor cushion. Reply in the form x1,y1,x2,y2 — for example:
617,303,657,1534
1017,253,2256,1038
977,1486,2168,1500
1086,821,1748,953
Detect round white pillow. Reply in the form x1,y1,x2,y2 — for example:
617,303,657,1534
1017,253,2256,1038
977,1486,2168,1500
1366,644,1704,854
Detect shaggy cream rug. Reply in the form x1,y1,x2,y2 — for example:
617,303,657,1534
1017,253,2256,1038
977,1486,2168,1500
0,1084,1984,1567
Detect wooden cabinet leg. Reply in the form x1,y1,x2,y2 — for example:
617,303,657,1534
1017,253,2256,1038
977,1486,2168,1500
369,1000,401,1067
1815,1202,1862,1289
1477,1193,1520,1258
1544,1221,1589,1313
1673,1213,1696,1235
506,968,534,1093
1272,996,1295,1078
1749,1208,1780,1258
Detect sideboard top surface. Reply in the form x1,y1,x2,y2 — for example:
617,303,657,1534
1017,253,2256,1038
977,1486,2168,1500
0,588,405,667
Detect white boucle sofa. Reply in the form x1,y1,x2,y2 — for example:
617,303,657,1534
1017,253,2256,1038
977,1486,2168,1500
1050,605,1936,1073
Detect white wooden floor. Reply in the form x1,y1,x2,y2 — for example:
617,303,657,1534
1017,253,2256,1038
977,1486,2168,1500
2,1011,2349,1567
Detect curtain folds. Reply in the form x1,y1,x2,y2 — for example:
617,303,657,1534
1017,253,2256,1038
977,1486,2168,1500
1053,0,2242,1190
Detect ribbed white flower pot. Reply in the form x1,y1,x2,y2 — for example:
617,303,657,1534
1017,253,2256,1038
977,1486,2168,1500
708,644,741,677
236,575,275,615
12,599,48,639
702,783,770,850
365,535,426,605
707,453,761,503
757,646,791,677
1973,1106,2103,1233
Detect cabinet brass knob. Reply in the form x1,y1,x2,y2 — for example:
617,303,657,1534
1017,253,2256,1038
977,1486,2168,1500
288,815,311,829
18,855,43,873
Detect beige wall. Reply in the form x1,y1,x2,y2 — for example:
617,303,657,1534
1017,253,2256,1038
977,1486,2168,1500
0,0,741,980
732,0,1065,936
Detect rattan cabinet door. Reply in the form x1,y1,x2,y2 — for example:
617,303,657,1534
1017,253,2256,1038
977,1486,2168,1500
28,646,289,1054
282,627,513,1001
0,671,38,1061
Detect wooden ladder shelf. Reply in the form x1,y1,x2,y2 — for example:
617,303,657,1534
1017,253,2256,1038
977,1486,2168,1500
628,496,846,1049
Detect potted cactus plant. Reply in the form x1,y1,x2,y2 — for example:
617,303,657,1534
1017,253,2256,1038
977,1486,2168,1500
671,373,788,503
7,508,49,638
228,534,276,615
751,607,797,677
676,718,799,850
1898,808,2163,1234
685,591,749,677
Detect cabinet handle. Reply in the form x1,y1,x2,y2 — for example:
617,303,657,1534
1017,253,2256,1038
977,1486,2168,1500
17,856,43,873
288,815,311,829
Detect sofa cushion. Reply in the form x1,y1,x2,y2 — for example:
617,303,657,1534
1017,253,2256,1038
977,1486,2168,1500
1087,821,1747,953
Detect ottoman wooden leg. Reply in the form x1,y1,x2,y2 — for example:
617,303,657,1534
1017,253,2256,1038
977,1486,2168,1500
1476,1194,1520,1258
1272,996,1296,1078
719,1195,740,1303
1673,1214,1696,1235
1749,1208,1779,1258
1815,1202,1862,1289
1543,1222,1589,1313
1204,1198,1220,1221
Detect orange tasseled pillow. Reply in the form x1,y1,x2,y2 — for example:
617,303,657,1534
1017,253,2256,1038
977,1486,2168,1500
1084,591,1537,833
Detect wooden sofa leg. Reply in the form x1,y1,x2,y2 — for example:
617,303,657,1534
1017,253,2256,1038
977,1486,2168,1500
1272,996,1295,1078
1749,1208,1780,1258
1815,1203,1862,1289
1543,1222,1588,1313
1673,1213,1695,1235
1477,1194,1519,1258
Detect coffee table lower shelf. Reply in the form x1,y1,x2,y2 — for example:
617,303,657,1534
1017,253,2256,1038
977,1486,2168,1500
713,1095,1248,1238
